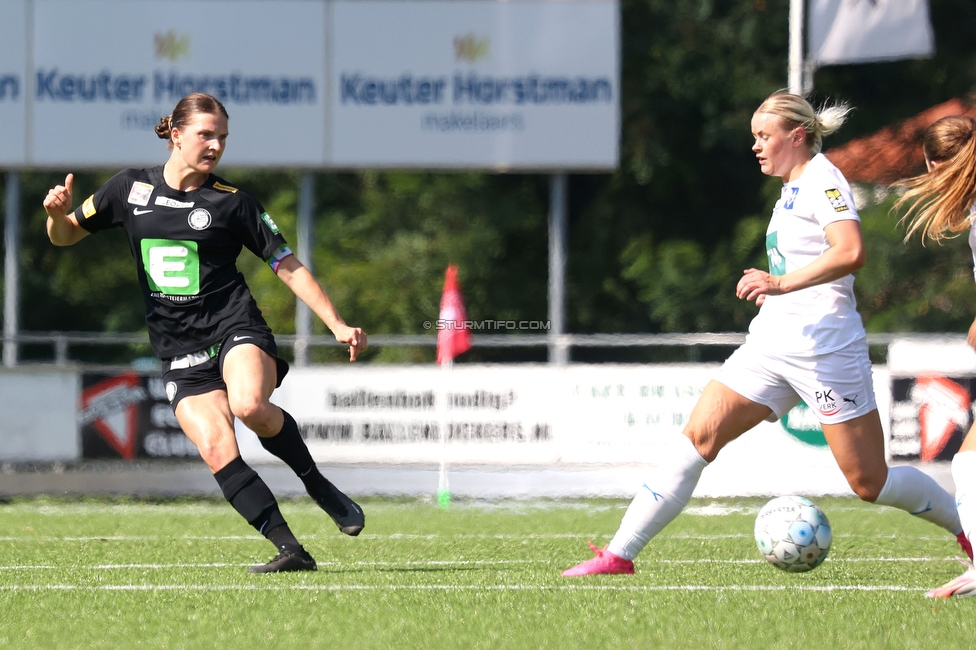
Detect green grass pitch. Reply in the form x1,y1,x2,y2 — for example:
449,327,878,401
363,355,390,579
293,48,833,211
1,495,975,648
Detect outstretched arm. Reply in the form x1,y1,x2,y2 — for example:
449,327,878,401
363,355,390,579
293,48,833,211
44,173,89,246
273,254,367,361
736,219,865,304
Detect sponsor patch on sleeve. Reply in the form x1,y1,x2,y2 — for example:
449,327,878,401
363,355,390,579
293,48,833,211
260,212,281,234
825,188,849,213
82,195,96,218
267,244,293,273
126,181,154,206
212,181,238,193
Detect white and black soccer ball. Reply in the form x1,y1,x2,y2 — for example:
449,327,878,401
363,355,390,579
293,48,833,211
754,495,832,572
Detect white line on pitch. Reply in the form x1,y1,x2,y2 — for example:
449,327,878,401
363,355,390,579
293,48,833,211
0,584,926,593
0,556,962,572
0,533,963,542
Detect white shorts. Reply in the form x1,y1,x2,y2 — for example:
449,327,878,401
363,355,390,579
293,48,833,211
715,337,877,425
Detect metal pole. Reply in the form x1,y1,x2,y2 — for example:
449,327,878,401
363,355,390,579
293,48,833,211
3,171,20,368
295,172,314,367
788,0,804,95
547,173,569,365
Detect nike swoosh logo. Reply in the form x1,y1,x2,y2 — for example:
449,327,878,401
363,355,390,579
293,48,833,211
912,500,933,515
233,335,253,341
133,208,153,215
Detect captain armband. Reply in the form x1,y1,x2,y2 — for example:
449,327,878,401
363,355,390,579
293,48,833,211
267,244,294,273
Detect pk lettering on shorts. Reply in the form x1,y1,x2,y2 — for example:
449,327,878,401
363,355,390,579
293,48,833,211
824,188,849,213
815,388,841,416
127,181,154,206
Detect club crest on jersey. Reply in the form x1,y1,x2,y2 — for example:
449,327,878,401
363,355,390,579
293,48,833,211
187,208,212,230
127,182,154,206
783,187,799,210
825,188,849,213
814,388,841,416
261,212,280,234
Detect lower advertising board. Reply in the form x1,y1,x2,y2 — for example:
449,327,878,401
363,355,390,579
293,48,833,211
0,369,78,462
80,371,196,460
71,364,901,496
890,375,975,462
886,338,976,462
232,364,890,496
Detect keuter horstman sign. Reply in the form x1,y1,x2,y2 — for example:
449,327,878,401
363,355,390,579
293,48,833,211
0,0,619,171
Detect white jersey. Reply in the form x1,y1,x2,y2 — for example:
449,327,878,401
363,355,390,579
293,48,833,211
746,153,865,355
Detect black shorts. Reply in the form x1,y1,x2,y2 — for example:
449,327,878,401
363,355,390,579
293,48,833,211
161,327,290,408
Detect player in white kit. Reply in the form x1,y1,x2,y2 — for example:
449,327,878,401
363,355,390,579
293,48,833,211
894,115,976,597
563,91,971,577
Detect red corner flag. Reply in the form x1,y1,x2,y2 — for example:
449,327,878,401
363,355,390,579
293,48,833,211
436,265,472,364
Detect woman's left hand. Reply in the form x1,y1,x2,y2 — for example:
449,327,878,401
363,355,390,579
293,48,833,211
736,268,784,303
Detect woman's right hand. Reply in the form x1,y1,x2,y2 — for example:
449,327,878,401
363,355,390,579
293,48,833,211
43,173,74,219
44,173,88,246
967,316,976,351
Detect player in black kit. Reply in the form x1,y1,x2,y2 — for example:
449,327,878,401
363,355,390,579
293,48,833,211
43,93,367,573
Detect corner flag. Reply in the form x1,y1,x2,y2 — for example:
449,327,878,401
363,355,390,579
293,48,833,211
436,265,472,365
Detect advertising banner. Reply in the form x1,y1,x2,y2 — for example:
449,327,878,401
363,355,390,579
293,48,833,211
29,0,327,167
234,363,881,495
887,338,976,462
80,371,197,460
8,0,619,170
0,0,27,166
329,0,620,169
890,375,973,462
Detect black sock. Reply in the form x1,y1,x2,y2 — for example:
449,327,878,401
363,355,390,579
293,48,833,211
265,524,302,553
259,410,323,491
213,456,300,552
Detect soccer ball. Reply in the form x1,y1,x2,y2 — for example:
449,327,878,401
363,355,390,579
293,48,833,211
754,495,832,572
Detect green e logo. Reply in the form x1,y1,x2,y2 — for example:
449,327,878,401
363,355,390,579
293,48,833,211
141,239,200,295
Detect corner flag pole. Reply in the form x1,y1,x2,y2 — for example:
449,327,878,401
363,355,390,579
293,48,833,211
435,265,472,509
437,360,452,509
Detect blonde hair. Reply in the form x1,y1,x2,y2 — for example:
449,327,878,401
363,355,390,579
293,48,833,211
895,115,976,243
756,90,852,154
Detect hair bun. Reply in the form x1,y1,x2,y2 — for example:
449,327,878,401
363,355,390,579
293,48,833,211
154,115,172,140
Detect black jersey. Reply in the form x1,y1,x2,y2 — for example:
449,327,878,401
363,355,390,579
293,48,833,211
73,166,287,359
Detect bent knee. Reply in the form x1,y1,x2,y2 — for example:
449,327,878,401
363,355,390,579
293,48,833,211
848,475,886,503
229,395,275,429
682,429,720,463
194,439,237,472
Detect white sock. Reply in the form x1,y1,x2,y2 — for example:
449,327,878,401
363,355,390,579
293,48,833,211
875,465,962,535
952,450,976,543
607,434,708,560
